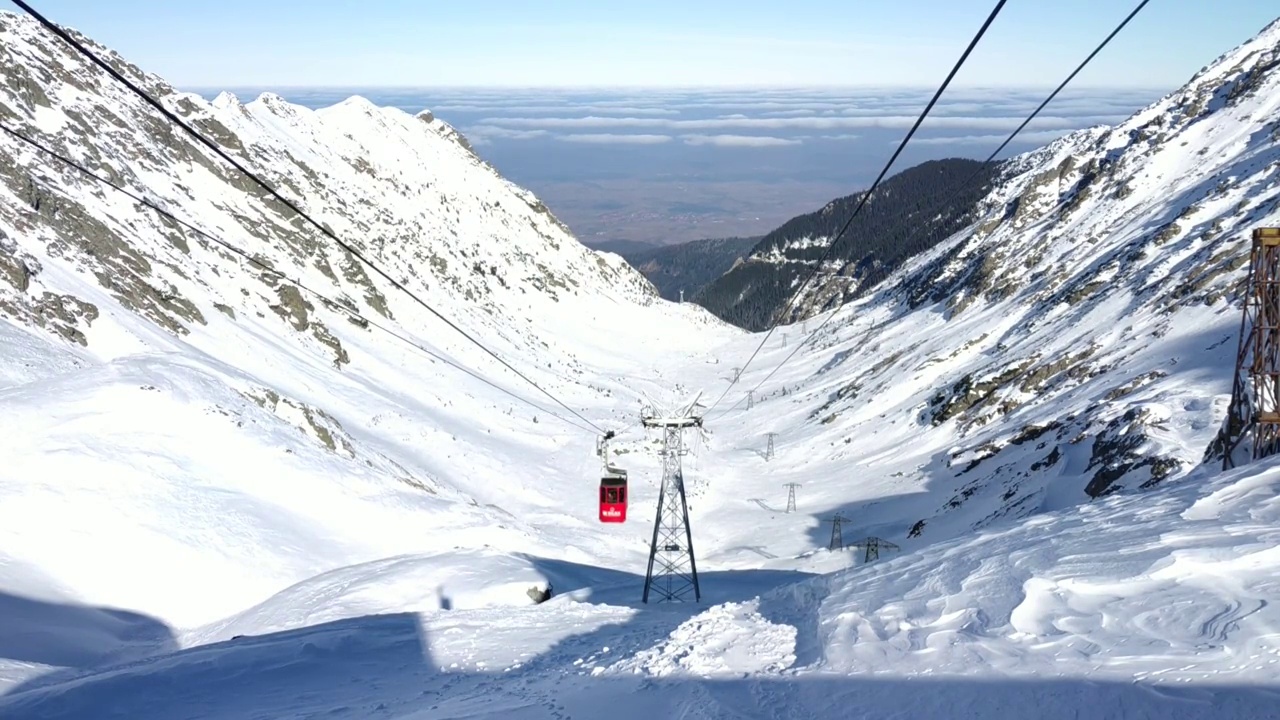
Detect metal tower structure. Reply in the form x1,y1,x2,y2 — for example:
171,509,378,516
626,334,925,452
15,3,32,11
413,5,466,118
747,390,755,410
765,432,777,460
784,483,800,513
641,409,703,603
595,430,615,468
828,513,847,550
860,536,899,563
1219,227,1280,469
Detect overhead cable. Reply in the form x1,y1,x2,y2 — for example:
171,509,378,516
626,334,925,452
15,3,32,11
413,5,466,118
12,0,607,436
703,0,1010,414
0,121,602,436
714,0,1153,418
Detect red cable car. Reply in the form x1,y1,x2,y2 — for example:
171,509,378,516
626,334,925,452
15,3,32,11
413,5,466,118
600,469,628,523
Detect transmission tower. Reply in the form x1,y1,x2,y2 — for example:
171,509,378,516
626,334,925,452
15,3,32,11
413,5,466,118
641,411,703,603
732,366,741,382
765,432,777,460
860,536,899,563
828,513,847,550
1218,227,1280,469
782,333,788,348
747,390,755,409
784,483,800,513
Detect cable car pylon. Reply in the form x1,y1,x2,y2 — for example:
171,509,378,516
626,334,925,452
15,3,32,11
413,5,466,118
641,400,704,603
1216,227,1280,469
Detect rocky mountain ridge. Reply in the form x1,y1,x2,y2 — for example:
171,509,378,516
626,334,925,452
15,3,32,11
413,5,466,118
761,15,1280,540
695,158,1005,330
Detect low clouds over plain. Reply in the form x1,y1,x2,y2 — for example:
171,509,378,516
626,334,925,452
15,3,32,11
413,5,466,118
452,86,1157,150
215,85,1165,194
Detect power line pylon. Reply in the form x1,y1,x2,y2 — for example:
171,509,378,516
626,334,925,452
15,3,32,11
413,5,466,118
784,483,800,513
861,536,899,563
828,513,847,550
747,390,754,410
732,366,741,382
765,432,777,460
1217,227,1280,469
641,410,703,603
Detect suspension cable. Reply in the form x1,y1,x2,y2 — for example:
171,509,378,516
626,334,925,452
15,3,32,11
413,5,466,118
713,0,1152,418
0,121,602,436
702,0,1010,415
11,0,607,436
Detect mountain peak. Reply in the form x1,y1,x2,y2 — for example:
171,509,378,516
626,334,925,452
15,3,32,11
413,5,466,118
1189,14,1280,86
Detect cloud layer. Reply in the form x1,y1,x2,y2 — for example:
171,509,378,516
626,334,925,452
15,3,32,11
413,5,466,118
558,133,673,144
214,86,1162,154
440,87,1157,148
682,134,800,147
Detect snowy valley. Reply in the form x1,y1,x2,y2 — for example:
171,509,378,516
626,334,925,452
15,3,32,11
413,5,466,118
1,8,1280,719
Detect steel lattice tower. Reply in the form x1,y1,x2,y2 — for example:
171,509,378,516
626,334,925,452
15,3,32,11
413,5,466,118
861,536,899,563
642,414,702,603
1219,227,1280,469
784,483,800,513
828,513,847,550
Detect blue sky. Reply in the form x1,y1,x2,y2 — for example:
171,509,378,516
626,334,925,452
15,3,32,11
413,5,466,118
12,1,1279,88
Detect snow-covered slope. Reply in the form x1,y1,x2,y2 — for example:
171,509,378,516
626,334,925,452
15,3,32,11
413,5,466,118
3,7,1280,719
696,13,1280,549
0,5,737,650
2,461,1276,719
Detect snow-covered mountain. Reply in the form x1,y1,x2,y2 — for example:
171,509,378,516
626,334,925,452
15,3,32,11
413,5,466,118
2,8,1280,718
0,7,738,631
810,14,1280,535
665,12,1280,557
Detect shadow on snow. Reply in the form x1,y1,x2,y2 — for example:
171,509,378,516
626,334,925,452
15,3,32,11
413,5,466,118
1,559,1277,720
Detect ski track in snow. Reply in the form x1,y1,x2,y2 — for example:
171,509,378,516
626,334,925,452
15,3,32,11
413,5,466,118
2,9,1280,719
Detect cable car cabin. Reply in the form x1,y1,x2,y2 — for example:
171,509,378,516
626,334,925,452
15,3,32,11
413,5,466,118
599,471,628,523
